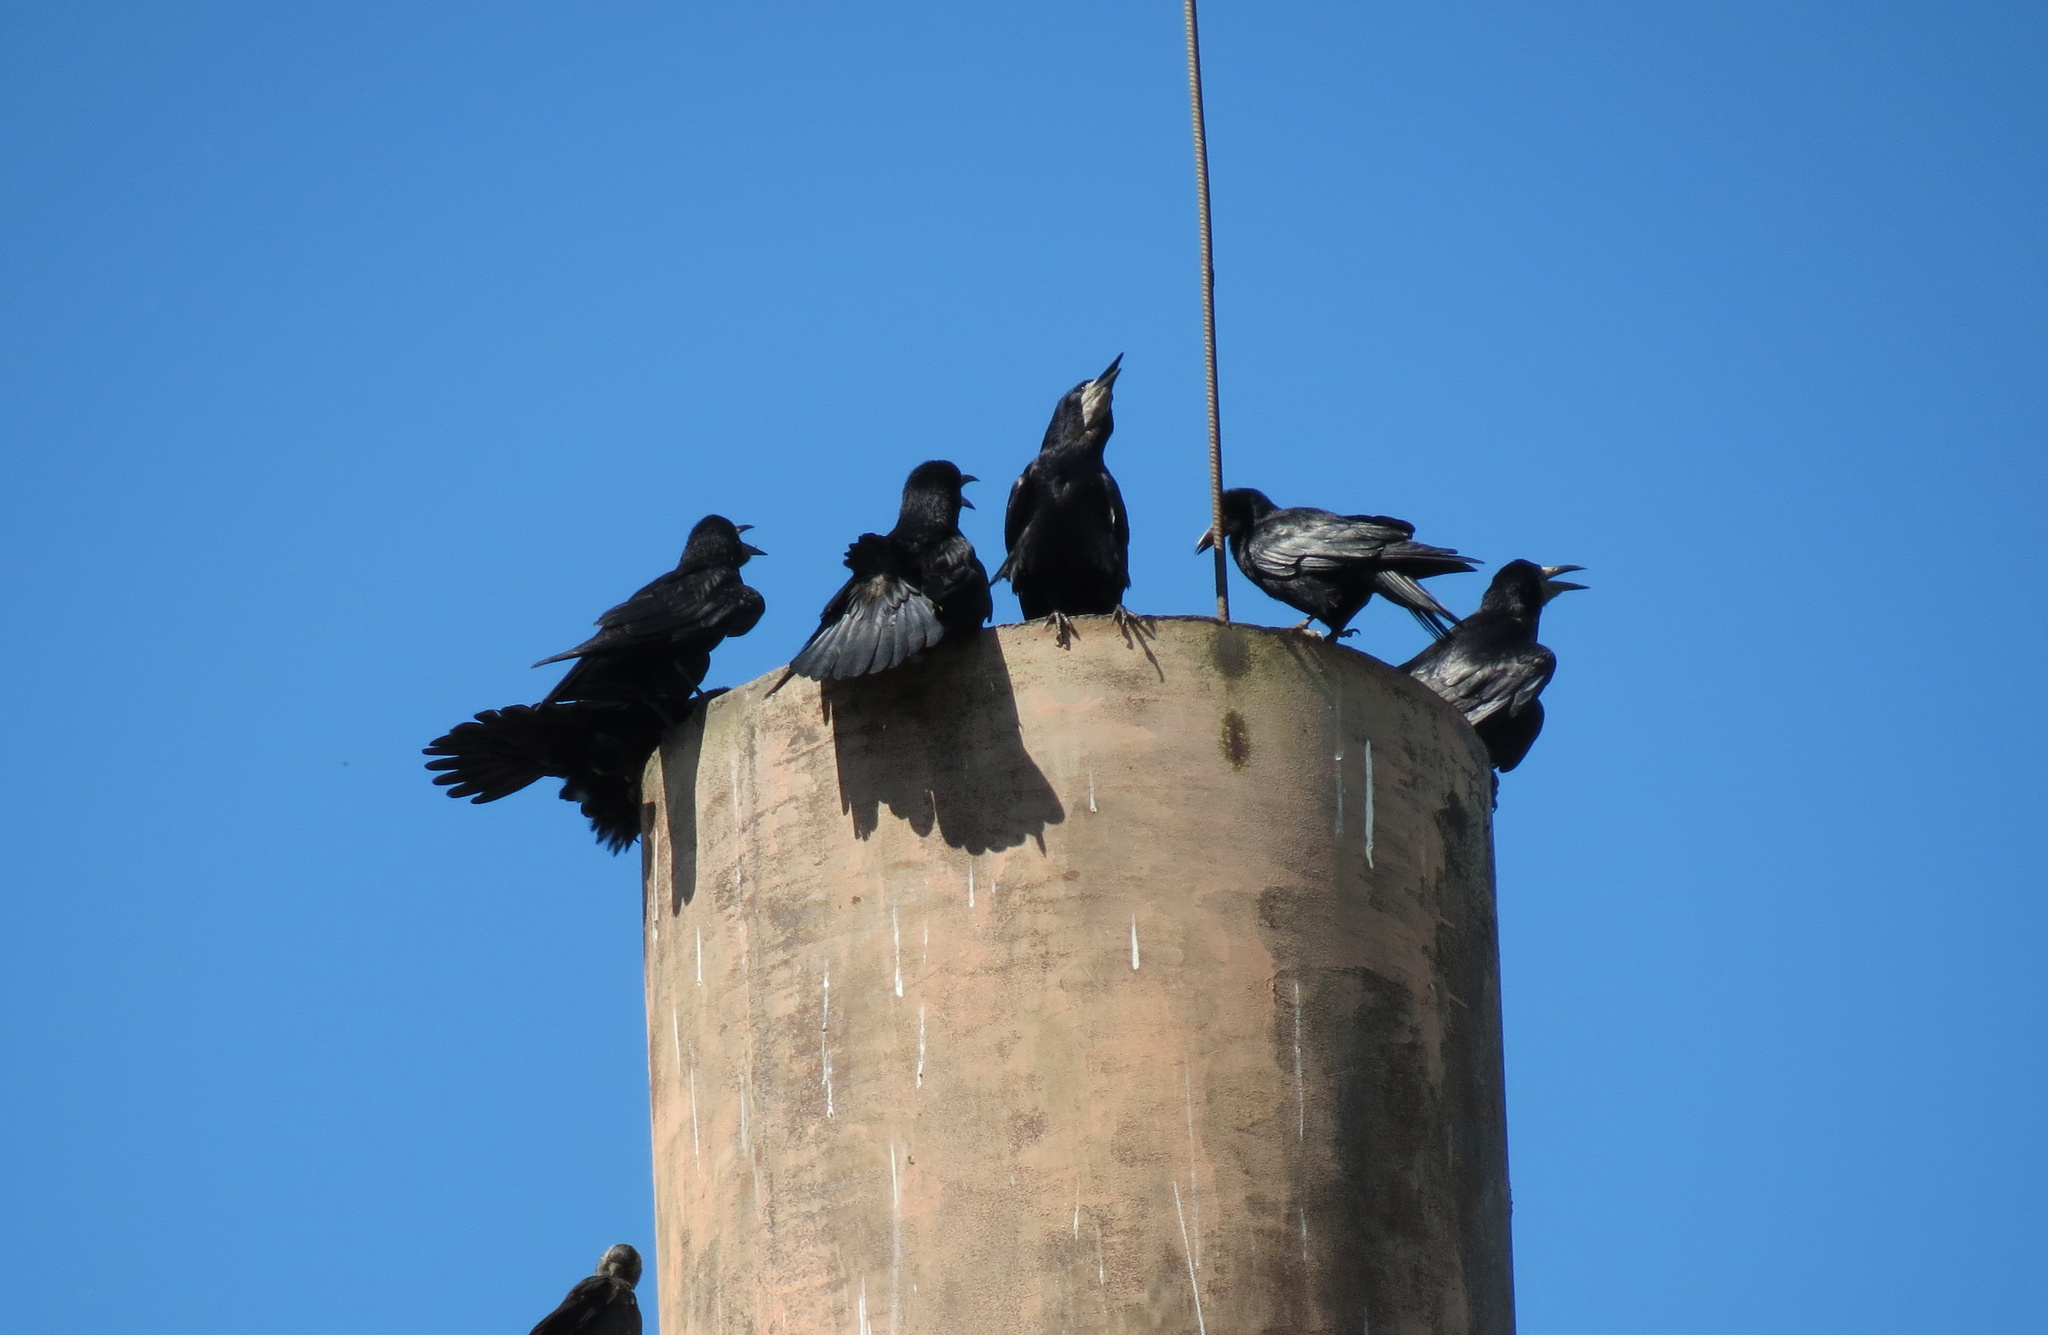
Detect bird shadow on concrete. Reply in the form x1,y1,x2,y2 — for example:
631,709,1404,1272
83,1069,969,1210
821,633,1065,855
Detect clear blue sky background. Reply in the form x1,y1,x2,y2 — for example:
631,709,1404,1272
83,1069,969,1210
2,2,2042,1330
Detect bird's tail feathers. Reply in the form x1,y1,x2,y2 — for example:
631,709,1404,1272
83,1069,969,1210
1374,569,1463,640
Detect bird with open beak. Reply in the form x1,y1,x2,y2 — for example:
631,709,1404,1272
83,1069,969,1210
996,355,1139,644
1403,559,1586,794
782,459,991,682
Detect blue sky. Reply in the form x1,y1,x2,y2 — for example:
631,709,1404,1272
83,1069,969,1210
2,2,2043,1330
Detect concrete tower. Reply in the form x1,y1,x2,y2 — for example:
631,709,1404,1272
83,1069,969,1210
640,616,1514,1335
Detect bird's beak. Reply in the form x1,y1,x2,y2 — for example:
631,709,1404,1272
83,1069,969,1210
959,476,976,509
1096,353,1124,388
735,524,754,532
1194,527,1215,554
742,543,768,557
1541,564,1587,593
1080,356,1122,427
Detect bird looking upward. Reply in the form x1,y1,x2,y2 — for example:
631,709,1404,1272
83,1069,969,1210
529,1243,643,1335
784,459,990,681
996,356,1134,641
423,514,764,851
1404,559,1585,784
1198,487,1477,641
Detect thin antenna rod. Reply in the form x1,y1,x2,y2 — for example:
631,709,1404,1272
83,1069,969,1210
1183,0,1229,621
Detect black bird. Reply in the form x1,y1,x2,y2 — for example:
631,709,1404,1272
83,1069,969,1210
536,515,767,717
530,1243,643,1335
1403,560,1586,780
1197,487,1478,640
995,356,1134,638
785,460,989,681
423,515,763,851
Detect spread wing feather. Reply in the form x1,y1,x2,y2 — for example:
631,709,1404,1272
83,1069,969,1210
1412,644,1555,730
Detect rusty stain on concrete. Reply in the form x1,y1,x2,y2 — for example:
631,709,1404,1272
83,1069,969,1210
644,616,1513,1335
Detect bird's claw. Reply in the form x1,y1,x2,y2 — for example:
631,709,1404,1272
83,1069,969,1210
1328,628,1357,640
1290,619,1317,635
1046,611,1077,648
1112,605,1153,645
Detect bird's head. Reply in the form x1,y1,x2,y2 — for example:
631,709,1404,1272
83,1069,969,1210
682,514,767,568
1194,487,1275,552
899,459,978,527
1482,560,1585,618
597,1244,643,1287
1043,355,1123,453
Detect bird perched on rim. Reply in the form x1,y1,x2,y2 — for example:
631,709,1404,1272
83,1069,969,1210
423,514,764,851
1197,487,1478,640
783,459,989,682
995,356,1136,641
534,515,767,717
1403,559,1585,784
529,1243,643,1335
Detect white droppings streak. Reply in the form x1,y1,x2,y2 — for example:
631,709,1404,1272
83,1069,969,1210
1094,1218,1106,1287
966,864,975,908
688,1062,701,1158
1072,1177,1082,1240
892,908,904,998
670,1010,682,1074
822,963,835,1119
1299,1206,1310,1263
1293,980,1306,1140
857,1277,871,1335
1183,1061,1202,1269
1129,917,1141,970
1363,739,1376,869
1087,769,1097,813
889,1141,904,1335
695,927,704,985
1171,1180,1208,1335
915,1004,927,1088
1334,742,1346,836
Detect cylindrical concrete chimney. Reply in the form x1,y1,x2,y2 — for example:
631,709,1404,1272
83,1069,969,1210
641,617,1513,1335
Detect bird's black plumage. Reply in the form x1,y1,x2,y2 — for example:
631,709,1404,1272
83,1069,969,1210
423,701,670,852
1403,559,1585,775
995,356,1132,621
530,1244,643,1335
538,515,766,716
1198,487,1478,639
787,460,989,681
423,514,762,851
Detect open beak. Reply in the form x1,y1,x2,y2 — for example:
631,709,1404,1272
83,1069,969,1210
959,474,977,509
1194,527,1216,554
1540,564,1587,593
742,543,768,557
1095,353,1123,388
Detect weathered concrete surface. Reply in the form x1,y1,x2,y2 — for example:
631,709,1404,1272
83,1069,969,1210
642,616,1513,1335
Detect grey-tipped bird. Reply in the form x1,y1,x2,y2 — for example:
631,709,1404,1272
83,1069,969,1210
995,356,1133,632
423,514,762,851
529,1243,643,1335
1197,487,1478,639
1403,560,1585,778
786,460,990,681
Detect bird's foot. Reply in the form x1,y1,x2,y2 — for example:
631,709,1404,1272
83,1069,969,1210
1327,628,1358,640
1112,604,1153,645
1045,611,1078,648
1290,619,1317,635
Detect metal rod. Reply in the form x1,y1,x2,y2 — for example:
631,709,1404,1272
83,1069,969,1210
1184,0,1230,620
